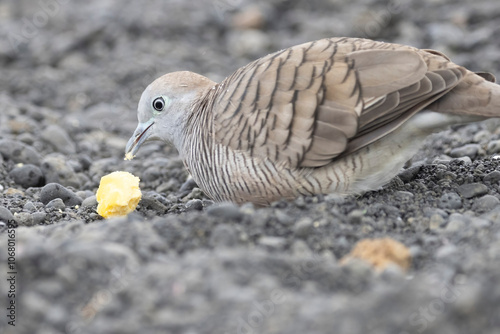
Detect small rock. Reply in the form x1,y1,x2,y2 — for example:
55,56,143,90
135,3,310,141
449,144,480,159
487,140,500,154
76,190,94,200
395,191,414,201
81,196,98,208
23,201,37,212
258,236,287,249
178,178,198,196
0,206,15,223
484,171,500,184
31,212,47,225
457,183,488,199
454,156,472,165
0,139,42,165
348,209,365,224
8,164,45,188
293,218,313,238
140,194,169,213
14,212,35,226
438,192,462,210
41,124,77,154
207,203,244,220
40,183,82,207
473,195,500,212
185,199,203,211
46,198,66,210
398,165,421,183
41,155,81,188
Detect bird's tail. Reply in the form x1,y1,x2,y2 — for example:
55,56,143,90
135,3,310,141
429,70,500,118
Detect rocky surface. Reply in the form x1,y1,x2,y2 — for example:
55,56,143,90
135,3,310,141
1,0,500,333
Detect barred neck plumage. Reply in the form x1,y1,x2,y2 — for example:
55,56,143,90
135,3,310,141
181,83,228,202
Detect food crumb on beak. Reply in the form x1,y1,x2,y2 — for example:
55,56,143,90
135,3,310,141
124,152,135,161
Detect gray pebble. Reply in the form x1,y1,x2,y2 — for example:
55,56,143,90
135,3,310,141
41,124,77,154
348,209,365,224
397,165,422,183
178,178,198,196
140,193,170,213
23,201,37,212
41,155,81,188
31,212,47,225
81,195,98,208
76,190,95,200
46,198,66,210
258,236,287,249
15,212,35,226
484,171,500,184
293,218,313,238
0,206,15,223
0,139,41,165
457,183,488,199
275,211,293,225
207,203,244,220
486,140,500,154
9,164,45,188
40,183,82,207
438,192,462,210
185,199,203,211
395,191,414,201
473,195,500,212
449,144,481,159
454,156,472,165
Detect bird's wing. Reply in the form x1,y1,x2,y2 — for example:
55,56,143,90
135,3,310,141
212,37,466,168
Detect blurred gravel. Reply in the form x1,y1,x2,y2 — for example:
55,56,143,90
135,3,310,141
1,0,500,333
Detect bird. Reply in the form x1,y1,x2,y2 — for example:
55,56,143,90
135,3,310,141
125,37,500,206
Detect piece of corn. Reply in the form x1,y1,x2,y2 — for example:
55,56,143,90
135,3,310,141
96,171,142,218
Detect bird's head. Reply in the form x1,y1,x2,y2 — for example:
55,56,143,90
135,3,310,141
125,71,215,160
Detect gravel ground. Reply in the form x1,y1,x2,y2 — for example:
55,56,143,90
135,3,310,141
1,0,500,333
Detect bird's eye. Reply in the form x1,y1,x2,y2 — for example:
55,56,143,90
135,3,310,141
152,97,165,111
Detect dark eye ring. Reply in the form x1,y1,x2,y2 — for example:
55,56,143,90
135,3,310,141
152,97,165,111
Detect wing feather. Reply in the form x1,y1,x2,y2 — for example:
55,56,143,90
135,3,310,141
212,37,466,168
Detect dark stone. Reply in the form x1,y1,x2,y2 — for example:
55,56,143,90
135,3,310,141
457,183,488,199
9,164,45,188
438,192,462,210
0,206,15,224
40,183,82,207
0,139,41,165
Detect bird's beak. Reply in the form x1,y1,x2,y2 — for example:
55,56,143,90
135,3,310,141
125,119,155,160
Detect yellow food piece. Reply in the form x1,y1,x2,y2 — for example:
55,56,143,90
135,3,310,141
96,171,142,218
340,237,411,272
124,152,135,161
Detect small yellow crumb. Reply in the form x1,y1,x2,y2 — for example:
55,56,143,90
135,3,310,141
340,237,411,272
96,171,142,218
124,152,135,161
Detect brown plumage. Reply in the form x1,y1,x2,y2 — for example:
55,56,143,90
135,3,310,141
125,37,500,205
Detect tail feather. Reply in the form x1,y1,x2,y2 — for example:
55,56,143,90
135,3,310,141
429,70,500,117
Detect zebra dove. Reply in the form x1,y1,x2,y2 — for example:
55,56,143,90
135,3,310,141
125,37,500,206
